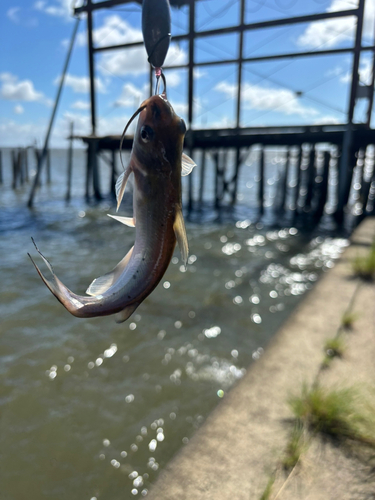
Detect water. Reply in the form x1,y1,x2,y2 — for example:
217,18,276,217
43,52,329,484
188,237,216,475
0,149,349,499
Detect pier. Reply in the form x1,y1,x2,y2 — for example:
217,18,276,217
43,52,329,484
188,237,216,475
3,0,375,227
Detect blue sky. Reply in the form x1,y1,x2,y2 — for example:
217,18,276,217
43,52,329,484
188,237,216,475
1,0,374,147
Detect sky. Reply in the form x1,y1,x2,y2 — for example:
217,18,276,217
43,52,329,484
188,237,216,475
1,0,375,147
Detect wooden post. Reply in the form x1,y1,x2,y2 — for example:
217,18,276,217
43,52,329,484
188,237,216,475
34,148,42,187
18,149,24,185
231,147,241,205
66,122,74,202
27,18,80,208
12,150,17,189
313,150,330,223
198,149,206,206
336,0,364,223
220,149,227,202
304,144,315,211
24,148,29,182
214,151,220,209
258,147,264,215
279,148,290,211
293,146,302,214
360,149,372,214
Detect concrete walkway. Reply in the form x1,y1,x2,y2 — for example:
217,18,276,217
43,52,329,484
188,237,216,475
148,218,375,500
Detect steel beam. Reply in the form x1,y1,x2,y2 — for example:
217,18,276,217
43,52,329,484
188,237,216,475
87,0,96,135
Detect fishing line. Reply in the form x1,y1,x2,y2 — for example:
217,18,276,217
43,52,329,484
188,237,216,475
243,64,346,115
119,104,147,171
197,39,237,61
246,0,267,14
274,0,298,9
245,25,295,57
198,0,238,31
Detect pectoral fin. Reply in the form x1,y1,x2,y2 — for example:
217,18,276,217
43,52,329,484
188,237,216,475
173,208,189,269
115,303,139,323
181,153,196,176
108,214,135,227
116,165,133,212
86,246,134,297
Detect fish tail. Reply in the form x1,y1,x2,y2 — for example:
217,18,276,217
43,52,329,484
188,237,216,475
28,237,61,297
28,238,87,317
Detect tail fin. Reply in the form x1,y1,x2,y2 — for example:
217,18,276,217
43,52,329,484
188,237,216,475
28,238,85,313
28,237,61,297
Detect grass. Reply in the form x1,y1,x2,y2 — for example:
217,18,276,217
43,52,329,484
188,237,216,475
259,474,275,500
341,311,358,330
281,422,306,470
321,355,333,369
324,337,346,359
352,245,375,280
289,385,375,446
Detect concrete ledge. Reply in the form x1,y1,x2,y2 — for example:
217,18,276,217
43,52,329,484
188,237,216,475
148,217,375,500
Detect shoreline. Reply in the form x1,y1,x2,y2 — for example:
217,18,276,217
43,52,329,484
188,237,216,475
148,217,375,500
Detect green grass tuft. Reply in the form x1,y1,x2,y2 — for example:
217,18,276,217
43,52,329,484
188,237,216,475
321,355,333,369
341,311,358,330
324,337,346,359
352,245,375,280
259,474,275,500
289,385,375,446
282,422,306,470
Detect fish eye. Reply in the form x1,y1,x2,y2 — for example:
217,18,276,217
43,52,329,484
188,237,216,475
180,119,186,134
140,125,153,143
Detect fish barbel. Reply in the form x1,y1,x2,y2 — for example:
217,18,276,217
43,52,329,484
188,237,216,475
29,94,196,323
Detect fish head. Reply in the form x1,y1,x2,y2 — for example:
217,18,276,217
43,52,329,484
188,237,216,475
133,94,187,175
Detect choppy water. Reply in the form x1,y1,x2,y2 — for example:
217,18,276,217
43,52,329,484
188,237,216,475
0,149,349,499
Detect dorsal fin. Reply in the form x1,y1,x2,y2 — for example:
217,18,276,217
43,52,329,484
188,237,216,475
173,207,189,269
116,165,133,212
108,214,135,227
86,246,134,297
181,153,196,176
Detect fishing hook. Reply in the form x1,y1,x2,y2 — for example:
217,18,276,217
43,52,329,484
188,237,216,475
155,70,167,97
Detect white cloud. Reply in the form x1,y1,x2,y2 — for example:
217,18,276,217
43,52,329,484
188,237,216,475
72,15,188,78
193,68,207,80
7,7,20,23
173,102,189,117
14,104,24,114
215,81,319,117
114,83,148,108
0,72,51,105
165,71,181,88
297,0,375,49
340,56,373,84
313,115,341,125
34,0,82,19
54,74,107,93
71,100,90,110
99,42,187,78
7,6,38,26
76,15,142,48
